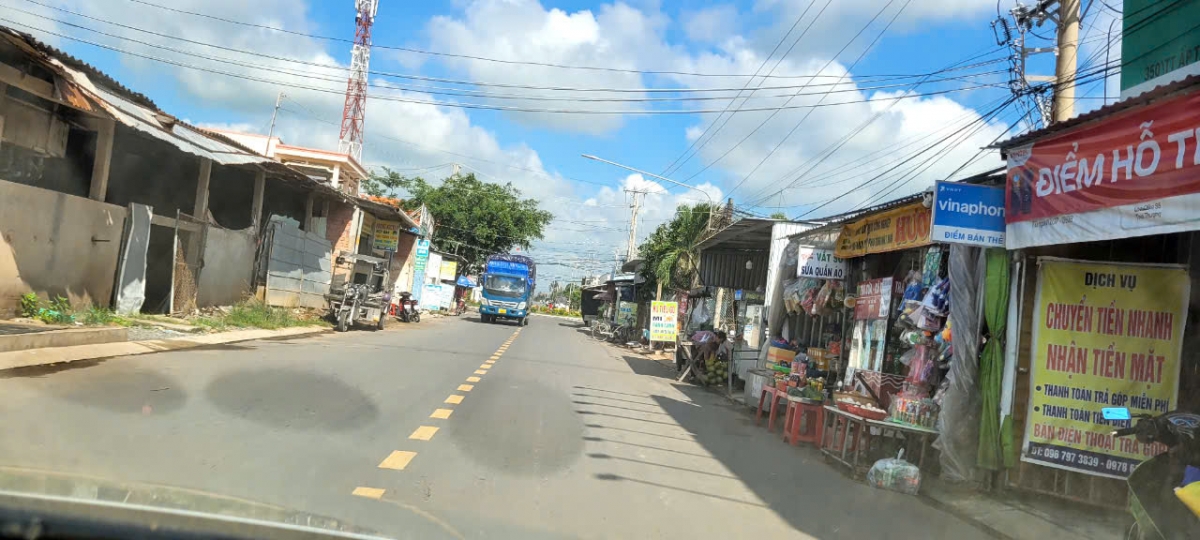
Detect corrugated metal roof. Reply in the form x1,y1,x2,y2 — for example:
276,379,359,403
0,27,396,212
2,28,157,110
699,250,769,290
995,74,1200,150
697,218,822,251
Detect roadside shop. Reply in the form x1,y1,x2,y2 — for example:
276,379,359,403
995,76,1200,507
752,170,1008,482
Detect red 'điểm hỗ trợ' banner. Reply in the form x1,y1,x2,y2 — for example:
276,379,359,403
1005,90,1200,249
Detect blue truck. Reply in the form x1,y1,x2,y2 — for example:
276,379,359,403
479,254,536,325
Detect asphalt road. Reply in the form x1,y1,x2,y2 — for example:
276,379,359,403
0,315,991,539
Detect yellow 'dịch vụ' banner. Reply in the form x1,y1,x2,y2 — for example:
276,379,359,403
1021,258,1188,479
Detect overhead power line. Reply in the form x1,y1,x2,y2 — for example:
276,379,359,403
658,0,831,178
713,0,913,196
7,1,1007,98
106,0,1005,81
0,14,1005,115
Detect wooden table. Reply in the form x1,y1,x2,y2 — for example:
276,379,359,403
820,405,872,477
820,406,942,477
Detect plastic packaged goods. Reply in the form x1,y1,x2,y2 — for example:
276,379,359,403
866,451,921,495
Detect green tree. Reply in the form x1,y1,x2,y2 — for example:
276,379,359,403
636,203,713,299
770,211,788,220
369,169,553,273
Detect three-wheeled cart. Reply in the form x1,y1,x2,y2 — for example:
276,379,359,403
327,253,392,332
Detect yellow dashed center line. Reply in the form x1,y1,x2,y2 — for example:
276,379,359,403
355,331,526,498
352,487,386,499
409,426,440,441
378,451,417,470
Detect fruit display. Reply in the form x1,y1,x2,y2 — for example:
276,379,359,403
702,355,729,386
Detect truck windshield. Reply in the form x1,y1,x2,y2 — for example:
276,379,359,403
484,275,526,298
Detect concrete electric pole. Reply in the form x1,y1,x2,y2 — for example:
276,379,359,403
1051,0,1081,123
994,0,1082,126
624,189,646,262
265,91,284,157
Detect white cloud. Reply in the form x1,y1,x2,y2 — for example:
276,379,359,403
682,5,739,44
423,0,675,134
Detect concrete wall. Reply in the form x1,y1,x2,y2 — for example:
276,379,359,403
390,233,417,298
0,179,126,317
196,225,257,307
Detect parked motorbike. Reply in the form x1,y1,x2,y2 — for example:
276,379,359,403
396,292,420,323
1105,407,1200,539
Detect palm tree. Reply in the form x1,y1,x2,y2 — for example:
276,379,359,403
645,203,713,292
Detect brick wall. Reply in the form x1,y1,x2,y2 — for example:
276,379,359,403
327,200,356,255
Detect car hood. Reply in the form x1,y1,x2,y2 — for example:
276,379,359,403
0,466,387,540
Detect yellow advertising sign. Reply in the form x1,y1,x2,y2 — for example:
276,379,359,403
649,301,678,342
439,260,458,281
834,202,932,258
372,220,401,251
1022,258,1188,478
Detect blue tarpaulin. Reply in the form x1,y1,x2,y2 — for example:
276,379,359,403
456,276,476,288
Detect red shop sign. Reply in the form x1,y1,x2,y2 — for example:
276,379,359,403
854,277,893,320
1005,89,1200,249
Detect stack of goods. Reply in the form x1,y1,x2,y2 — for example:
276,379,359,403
702,354,729,387
887,395,940,429
807,348,830,370
767,339,799,373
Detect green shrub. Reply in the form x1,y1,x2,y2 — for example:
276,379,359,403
82,305,116,326
19,293,40,318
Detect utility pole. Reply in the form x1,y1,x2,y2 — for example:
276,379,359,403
1051,0,1080,123
624,189,646,261
265,91,284,157
994,0,1078,127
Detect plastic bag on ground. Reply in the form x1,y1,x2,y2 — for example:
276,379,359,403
866,451,921,495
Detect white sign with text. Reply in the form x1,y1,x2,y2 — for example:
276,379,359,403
797,248,846,280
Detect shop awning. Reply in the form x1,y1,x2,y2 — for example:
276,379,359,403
696,218,817,290
455,276,476,288
697,218,817,251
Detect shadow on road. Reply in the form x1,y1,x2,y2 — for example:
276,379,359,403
619,355,676,380
625,385,991,539
43,364,187,415
205,368,378,431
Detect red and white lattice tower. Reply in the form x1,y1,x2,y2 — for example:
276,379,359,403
338,0,379,162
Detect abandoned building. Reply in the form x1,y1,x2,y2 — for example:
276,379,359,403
0,27,426,318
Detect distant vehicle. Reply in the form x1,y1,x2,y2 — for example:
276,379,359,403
479,254,535,326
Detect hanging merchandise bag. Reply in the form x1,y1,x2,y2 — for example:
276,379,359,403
866,450,921,495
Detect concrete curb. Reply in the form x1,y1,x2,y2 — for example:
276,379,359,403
0,325,128,353
529,313,584,323
0,326,329,372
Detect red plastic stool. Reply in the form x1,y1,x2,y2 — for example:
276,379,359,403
783,396,825,446
755,386,788,432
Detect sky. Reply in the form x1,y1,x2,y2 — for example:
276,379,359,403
0,0,1125,288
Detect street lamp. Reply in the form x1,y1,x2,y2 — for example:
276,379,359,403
580,154,717,232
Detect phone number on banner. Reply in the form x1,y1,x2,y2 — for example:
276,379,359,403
1025,442,1144,478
